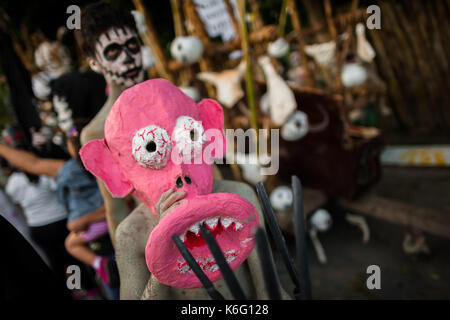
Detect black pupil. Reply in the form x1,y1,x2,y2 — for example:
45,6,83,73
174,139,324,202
146,141,156,152
190,129,196,141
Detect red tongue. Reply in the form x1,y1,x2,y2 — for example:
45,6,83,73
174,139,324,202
184,223,229,249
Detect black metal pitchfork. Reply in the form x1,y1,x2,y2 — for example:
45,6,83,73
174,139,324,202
171,175,311,300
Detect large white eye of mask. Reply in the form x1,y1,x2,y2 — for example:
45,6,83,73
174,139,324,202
132,125,171,169
172,116,206,160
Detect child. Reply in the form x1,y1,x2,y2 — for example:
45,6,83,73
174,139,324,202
0,122,119,288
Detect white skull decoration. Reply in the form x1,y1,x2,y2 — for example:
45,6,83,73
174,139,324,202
268,38,290,59
341,62,367,88
281,110,309,141
269,186,293,211
310,209,332,232
170,36,204,65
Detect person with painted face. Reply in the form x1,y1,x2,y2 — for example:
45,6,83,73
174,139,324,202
80,2,144,95
79,2,145,241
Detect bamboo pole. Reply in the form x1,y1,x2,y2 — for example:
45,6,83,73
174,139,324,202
323,0,337,40
236,0,258,135
278,0,289,38
132,0,173,82
288,0,313,87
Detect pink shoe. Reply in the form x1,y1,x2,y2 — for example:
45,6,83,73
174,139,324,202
94,257,119,288
71,287,101,300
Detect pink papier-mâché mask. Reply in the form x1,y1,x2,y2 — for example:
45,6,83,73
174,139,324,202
80,79,259,288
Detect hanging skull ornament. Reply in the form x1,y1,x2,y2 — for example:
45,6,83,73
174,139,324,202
341,57,368,88
170,36,204,65
80,79,259,288
270,186,293,211
267,38,290,59
281,110,309,141
92,26,144,88
310,209,332,232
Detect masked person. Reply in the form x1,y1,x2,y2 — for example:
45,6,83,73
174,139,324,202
79,2,145,241
78,3,289,300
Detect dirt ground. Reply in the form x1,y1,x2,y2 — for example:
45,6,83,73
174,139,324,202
274,166,450,299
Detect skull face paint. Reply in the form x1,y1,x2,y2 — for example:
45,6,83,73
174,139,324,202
94,26,144,88
80,79,259,288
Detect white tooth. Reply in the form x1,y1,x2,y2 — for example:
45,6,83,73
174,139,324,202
179,233,186,242
189,224,201,235
234,221,243,231
221,218,233,229
205,217,219,229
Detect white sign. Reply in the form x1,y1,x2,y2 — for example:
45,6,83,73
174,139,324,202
193,0,237,42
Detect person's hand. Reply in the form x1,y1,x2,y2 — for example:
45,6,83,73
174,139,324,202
155,188,186,221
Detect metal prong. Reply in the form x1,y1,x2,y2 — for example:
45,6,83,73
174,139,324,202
292,175,312,299
256,181,302,299
254,227,282,300
200,224,246,300
171,234,225,300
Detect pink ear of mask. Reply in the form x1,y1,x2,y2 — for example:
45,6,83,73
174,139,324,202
79,139,133,197
197,98,226,159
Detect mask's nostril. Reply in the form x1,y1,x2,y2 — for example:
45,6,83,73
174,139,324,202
176,177,183,188
185,176,192,185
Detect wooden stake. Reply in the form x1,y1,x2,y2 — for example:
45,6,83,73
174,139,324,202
170,0,193,86
288,0,313,87
323,0,337,40
132,0,173,82
224,0,240,43
248,0,264,31
278,0,289,38
170,0,185,37
334,0,359,91
183,0,215,97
